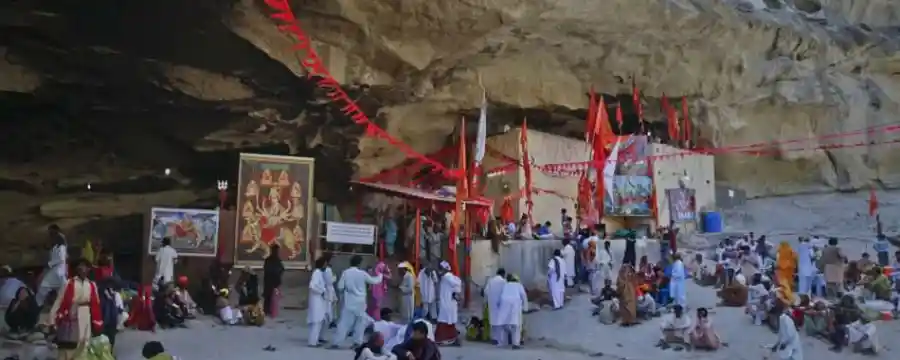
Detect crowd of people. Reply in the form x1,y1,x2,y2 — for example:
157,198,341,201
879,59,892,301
714,234,894,356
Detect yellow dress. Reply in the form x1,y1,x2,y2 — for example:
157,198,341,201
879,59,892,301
775,242,797,303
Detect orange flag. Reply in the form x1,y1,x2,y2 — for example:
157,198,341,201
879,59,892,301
681,96,691,145
449,118,468,275
593,97,615,150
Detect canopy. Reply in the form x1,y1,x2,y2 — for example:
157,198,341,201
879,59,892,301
351,181,492,209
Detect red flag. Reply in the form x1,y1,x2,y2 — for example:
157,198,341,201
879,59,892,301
593,97,615,150
615,103,623,133
448,118,468,275
586,86,597,143
681,96,691,146
632,78,642,120
520,118,534,226
869,187,878,217
648,157,658,221
632,78,644,134
663,95,678,142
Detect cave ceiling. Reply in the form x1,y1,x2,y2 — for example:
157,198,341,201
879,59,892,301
1,0,900,265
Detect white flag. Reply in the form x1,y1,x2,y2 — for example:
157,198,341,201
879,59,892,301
474,90,487,164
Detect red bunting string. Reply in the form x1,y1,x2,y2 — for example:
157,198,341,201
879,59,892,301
263,0,458,180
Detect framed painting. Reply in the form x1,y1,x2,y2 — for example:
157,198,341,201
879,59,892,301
148,207,220,257
235,153,314,269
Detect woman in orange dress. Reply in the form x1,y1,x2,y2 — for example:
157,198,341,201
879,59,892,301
616,265,639,326
775,242,797,291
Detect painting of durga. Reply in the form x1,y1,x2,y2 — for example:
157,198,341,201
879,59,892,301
235,153,315,269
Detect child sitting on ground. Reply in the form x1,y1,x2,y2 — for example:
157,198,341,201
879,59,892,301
216,289,243,325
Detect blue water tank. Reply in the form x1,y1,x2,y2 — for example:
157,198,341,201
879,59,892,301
702,211,723,233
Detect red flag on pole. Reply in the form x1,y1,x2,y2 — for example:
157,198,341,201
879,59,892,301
869,187,878,217
681,96,691,146
448,118,468,275
520,118,534,226
663,95,678,142
586,86,597,144
615,103,623,134
632,78,643,133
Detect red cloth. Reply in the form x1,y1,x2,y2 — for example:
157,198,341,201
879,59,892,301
93,266,114,282
791,308,805,327
435,322,458,342
55,279,103,334
126,285,156,331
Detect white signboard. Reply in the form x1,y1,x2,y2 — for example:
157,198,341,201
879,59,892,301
325,222,376,245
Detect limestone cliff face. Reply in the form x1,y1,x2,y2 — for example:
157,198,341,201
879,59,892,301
228,0,900,196
0,0,898,265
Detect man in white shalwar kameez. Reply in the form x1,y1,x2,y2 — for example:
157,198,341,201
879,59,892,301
669,253,687,308
307,258,330,347
495,274,527,348
37,225,67,306
770,304,803,360
323,254,337,327
331,255,383,348
561,240,576,288
847,318,879,354
593,241,613,295
796,238,815,296
153,237,178,286
658,305,692,346
436,261,462,344
483,268,507,344
418,265,439,320
548,250,566,310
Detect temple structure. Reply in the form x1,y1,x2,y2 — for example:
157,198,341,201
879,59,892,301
481,128,715,236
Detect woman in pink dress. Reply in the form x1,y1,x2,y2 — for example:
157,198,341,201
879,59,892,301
367,261,392,319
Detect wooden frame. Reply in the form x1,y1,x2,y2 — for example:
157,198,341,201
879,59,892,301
147,207,220,257
234,153,315,269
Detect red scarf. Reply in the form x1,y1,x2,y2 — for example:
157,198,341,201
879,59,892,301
55,278,103,333
126,285,156,331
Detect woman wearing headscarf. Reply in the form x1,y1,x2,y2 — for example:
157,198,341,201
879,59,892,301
616,264,639,326
775,242,797,292
49,258,103,360
547,249,566,310
262,243,284,317
126,284,156,331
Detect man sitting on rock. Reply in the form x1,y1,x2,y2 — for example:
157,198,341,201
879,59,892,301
591,279,619,325
636,292,659,319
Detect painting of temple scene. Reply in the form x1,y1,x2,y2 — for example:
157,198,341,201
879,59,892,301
607,176,652,216
235,153,314,269
148,207,220,257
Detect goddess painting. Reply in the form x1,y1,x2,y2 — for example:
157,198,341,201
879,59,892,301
236,154,315,268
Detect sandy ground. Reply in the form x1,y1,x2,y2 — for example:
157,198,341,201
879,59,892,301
3,191,899,360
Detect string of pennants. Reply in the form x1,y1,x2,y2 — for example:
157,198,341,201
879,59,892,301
261,0,900,187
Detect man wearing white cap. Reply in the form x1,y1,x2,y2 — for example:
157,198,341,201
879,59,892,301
398,262,416,322
436,261,462,345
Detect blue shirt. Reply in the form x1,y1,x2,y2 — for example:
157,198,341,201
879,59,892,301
874,237,889,253
536,226,551,236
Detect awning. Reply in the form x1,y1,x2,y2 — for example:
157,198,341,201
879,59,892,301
350,181,492,208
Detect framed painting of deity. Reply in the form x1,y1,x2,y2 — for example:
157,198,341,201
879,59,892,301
148,207,220,257
235,153,315,269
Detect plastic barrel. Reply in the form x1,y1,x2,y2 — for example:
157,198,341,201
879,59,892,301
702,211,723,233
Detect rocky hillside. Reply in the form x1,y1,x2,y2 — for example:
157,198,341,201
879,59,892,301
0,0,898,265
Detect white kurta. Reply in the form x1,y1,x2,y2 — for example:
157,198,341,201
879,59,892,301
495,282,527,326
660,313,692,340
323,267,337,321
338,267,382,313
418,269,438,303
399,272,416,321
41,244,68,289
483,275,507,325
154,245,178,284
547,256,566,308
437,272,461,324
775,313,803,360
561,244,576,283
307,269,328,324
